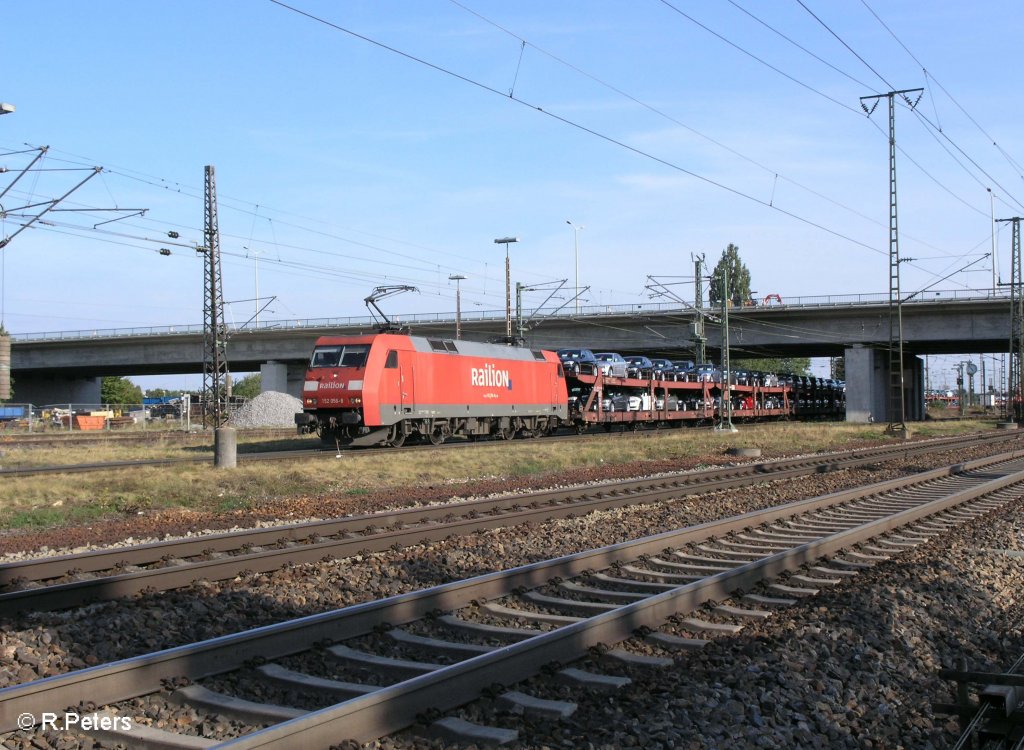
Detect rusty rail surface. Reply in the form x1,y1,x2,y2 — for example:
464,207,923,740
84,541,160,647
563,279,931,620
1,432,1017,613
2,450,1022,747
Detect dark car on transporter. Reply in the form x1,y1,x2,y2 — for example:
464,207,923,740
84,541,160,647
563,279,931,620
557,348,599,375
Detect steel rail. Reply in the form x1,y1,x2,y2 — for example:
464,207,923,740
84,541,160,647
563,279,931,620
1,450,1020,734
0,424,1013,478
4,430,1010,579
221,468,1024,748
0,446,326,477
1,433,1016,613
0,425,648,476
0,427,297,447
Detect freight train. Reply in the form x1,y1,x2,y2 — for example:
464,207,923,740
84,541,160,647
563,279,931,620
295,333,845,447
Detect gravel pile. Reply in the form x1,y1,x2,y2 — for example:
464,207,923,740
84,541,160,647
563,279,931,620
228,391,303,429
1,444,1021,748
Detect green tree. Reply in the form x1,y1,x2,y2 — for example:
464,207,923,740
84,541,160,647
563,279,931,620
101,376,143,405
831,356,845,380
734,357,811,376
232,373,262,400
708,243,752,307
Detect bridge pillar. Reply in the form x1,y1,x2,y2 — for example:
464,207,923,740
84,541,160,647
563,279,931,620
259,360,306,399
844,346,884,423
10,375,102,406
844,346,924,423
260,361,287,394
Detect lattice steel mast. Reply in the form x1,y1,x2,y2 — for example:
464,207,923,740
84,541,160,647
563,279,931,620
201,165,230,427
715,265,736,433
1000,217,1023,422
860,88,922,437
693,254,707,365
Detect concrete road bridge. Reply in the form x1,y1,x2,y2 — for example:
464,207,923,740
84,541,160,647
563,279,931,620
8,288,1014,423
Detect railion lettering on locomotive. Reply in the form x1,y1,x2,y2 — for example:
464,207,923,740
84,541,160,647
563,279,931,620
471,363,512,390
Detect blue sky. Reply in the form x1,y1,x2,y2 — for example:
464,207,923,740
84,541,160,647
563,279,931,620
2,1,1022,388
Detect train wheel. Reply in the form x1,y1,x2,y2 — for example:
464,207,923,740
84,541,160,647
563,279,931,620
318,429,339,448
386,425,406,448
497,427,515,440
429,429,445,445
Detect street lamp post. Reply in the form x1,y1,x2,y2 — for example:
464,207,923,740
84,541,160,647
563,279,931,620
494,237,518,338
449,274,466,339
566,220,583,313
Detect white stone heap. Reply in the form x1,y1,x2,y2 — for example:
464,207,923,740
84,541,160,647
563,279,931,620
229,391,303,429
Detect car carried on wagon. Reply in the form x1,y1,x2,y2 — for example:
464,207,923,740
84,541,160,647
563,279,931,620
593,352,629,378
557,348,599,375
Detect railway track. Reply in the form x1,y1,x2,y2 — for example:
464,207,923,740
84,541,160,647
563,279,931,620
2,450,1021,747
0,431,1018,614
0,423,999,477
0,428,297,449
0,425,655,476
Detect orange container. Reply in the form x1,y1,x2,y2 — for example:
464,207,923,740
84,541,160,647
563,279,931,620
73,415,106,430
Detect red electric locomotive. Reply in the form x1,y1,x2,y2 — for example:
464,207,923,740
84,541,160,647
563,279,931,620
295,333,568,447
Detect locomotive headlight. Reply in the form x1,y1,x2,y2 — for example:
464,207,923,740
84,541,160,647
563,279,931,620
351,397,362,405
305,397,317,406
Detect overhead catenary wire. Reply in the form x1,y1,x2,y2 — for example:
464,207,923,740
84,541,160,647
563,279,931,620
860,0,1024,187
678,1,1003,221
267,0,905,265
794,0,1024,214
12,5,999,295
18,146,586,305
448,0,961,261
651,0,1002,262
5,4,1016,337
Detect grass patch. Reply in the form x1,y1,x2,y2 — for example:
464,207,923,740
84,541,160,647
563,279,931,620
7,503,115,530
214,495,254,513
0,432,320,468
0,420,999,532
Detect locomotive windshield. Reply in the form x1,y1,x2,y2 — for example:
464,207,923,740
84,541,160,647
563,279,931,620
310,344,369,369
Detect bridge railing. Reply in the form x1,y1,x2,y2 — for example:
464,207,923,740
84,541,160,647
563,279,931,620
9,287,1009,342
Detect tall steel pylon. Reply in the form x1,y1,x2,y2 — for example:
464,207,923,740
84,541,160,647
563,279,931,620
201,165,230,427
693,254,707,364
1000,217,1023,422
715,265,736,433
861,87,922,437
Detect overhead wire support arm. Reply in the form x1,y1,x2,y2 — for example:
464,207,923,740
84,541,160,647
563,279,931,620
644,275,699,311
0,166,102,250
647,269,715,360
0,146,48,205
902,253,990,304
513,279,584,337
226,296,278,331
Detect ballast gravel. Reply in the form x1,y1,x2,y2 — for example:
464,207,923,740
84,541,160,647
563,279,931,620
1,442,1022,749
